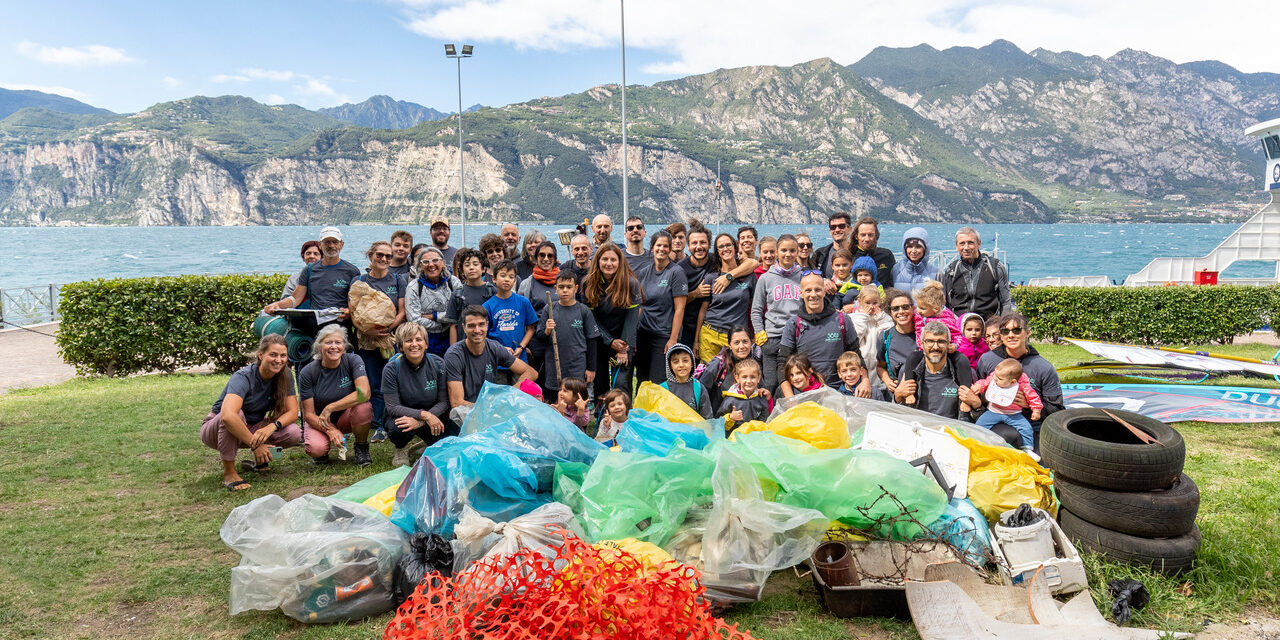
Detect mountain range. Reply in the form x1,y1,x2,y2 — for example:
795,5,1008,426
1,40,1276,227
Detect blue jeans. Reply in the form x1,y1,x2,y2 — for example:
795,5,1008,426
976,410,1034,450
357,348,389,429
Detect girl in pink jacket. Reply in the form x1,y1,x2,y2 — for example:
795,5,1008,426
912,281,962,350
955,313,989,376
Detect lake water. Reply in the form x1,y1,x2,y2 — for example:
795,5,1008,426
0,222,1274,291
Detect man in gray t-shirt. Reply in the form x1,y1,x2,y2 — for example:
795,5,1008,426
444,305,538,405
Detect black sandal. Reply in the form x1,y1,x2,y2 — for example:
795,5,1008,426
239,460,269,473
224,479,251,491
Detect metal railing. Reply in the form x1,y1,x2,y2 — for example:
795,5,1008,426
0,284,61,328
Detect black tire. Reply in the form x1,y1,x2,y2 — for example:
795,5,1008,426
1058,508,1198,575
1040,408,1184,491
1056,473,1199,537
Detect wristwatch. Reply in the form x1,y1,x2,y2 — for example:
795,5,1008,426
724,273,735,284
272,419,283,430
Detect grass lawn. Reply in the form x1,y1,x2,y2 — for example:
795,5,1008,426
1,342,1277,639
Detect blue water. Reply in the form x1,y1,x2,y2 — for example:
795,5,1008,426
0,222,1273,291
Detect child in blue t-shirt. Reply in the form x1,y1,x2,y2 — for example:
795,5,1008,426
482,260,537,382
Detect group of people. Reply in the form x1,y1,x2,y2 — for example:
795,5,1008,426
203,212,1060,491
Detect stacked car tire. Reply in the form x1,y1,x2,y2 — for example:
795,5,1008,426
1040,408,1200,574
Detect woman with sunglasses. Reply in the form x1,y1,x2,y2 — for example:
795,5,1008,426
517,240,562,376
875,288,920,401
973,313,1064,451
795,233,816,271
406,247,463,356
354,241,407,439
584,244,642,400
694,234,756,363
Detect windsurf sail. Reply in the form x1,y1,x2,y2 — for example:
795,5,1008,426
1065,339,1280,378
1062,383,1280,423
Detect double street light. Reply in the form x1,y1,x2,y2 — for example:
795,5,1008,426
444,43,473,247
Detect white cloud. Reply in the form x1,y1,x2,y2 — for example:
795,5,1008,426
211,73,250,83
397,0,1277,75
240,68,295,81
265,94,288,105
16,41,138,66
162,76,182,87
0,82,91,101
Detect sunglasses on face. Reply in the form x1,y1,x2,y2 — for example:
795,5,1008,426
626,224,644,231
373,252,392,259
538,252,556,259
798,242,812,249
1000,327,1025,336
889,304,912,312
716,244,734,251
829,222,848,230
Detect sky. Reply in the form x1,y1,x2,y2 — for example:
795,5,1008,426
0,0,1272,114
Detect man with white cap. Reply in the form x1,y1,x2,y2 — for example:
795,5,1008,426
429,218,457,265
265,226,362,335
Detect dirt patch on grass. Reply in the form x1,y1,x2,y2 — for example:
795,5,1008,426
1199,607,1280,639
284,484,346,500
840,619,903,639
762,610,797,628
68,596,217,639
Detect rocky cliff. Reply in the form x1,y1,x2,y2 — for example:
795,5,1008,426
2,42,1276,226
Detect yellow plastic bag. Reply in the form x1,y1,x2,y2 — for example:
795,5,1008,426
594,538,680,575
948,429,1056,522
633,381,705,424
733,402,851,449
362,480,403,516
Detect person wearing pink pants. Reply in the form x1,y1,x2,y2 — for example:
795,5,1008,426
201,335,302,491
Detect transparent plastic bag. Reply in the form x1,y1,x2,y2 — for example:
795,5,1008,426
734,401,851,449
771,386,1008,448
715,431,948,540
220,494,407,623
390,456,450,535
617,408,725,455
579,446,716,545
450,502,583,574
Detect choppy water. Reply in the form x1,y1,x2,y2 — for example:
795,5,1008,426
0,222,1274,291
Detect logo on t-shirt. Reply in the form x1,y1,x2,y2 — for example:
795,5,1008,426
485,364,493,375
943,385,959,397
423,380,437,391
494,309,520,332
825,332,840,343
334,279,349,288
572,318,583,329
339,375,352,388
658,278,669,288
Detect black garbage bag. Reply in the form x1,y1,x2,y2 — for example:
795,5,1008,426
1006,503,1044,527
393,533,455,605
1108,579,1150,625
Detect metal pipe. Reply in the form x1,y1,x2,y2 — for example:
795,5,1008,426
620,0,628,222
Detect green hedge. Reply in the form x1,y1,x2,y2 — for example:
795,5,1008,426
1012,284,1280,345
58,274,287,376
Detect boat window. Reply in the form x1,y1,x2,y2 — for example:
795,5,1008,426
1265,135,1280,160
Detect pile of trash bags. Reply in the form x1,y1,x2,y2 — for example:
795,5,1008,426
220,382,1059,625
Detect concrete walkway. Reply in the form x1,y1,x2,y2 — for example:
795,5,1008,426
0,322,77,394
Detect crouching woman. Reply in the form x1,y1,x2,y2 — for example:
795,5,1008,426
300,325,375,467
382,322,458,467
200,334,302,491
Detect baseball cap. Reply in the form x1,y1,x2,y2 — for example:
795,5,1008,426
319,226,343,241
430,218,451,228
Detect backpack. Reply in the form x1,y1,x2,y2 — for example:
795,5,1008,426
660,379,704,412
793,312,848,343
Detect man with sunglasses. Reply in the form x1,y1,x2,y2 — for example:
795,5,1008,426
975,313,1064,451
812,212,852,278
622,215,650,271
941,227,1011,320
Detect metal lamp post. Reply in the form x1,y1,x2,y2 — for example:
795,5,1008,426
444,43,473,247
619,0,628,222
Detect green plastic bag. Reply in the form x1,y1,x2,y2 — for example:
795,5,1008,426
713,431,947,540
552,461,591,516
331,466,411,504
578,446,716,546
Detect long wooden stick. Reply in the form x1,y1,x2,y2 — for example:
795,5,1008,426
546,291,562,386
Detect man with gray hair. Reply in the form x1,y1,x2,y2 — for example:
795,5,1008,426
894,321,978,420
940,227,1011,320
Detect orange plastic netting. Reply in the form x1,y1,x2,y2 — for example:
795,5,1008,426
384,528,754,639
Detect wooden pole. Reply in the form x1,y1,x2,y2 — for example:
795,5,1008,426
545,291,562,387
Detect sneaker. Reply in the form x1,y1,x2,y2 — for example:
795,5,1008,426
353,443,372,467
311,454,331,465
392,447,410,467
370,426,388,443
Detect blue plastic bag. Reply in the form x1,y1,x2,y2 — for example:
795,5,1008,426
926,497,993,567
390,456,449,534
616,409,725,455
392,382,605,536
